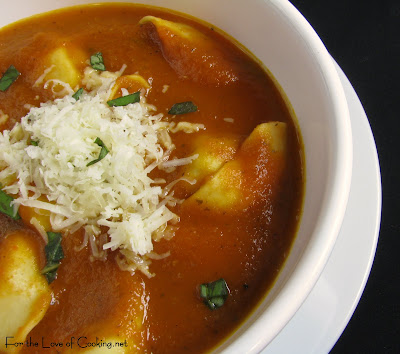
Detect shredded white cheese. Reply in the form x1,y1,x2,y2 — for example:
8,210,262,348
0,67,201,276
168,122,205,133
33,65,55,87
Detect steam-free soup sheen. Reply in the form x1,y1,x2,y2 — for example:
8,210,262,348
0,3,303,353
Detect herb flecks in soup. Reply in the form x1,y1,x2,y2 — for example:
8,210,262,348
0,4,303,353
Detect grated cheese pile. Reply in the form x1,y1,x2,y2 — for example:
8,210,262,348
0,68,202,277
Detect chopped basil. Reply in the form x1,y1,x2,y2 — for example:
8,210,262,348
90,52,106,71
44,232,64,264
30,140,39,146
107,91,141,107
0,65,20,91
87,137,109,166
0,189,20,220
72,87,84,100
168,101,198,115
199,278,229,310
41,232,64,283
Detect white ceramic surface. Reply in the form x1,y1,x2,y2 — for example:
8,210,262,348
0,1,353,352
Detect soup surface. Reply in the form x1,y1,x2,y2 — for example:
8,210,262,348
0,3,303,353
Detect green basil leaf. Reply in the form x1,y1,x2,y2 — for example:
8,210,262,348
41,232,64,284
45,232,64,263
30,140,39,146
72,87,84,100
87,137,109,166
43,269,58,284
168,101,197,115
0,189,20,220
0,65,20,91
41,262,60,274
107,91,141,107
199,284,208,299
199,278,229,310
90,52,106,71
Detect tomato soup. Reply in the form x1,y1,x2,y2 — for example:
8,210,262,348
0,4,303,353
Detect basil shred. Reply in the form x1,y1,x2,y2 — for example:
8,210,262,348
107,91,141,107
72,87,84,100
90,52,106,71
0,189,20,220
0,65,20,91
87,137,109,166
199,278,229,310
41,232,64,283
168,101,197,115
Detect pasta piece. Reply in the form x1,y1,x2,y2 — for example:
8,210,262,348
18,204,51,243
185,122,287,212
38,45,87,94
139,16,239,86
109,74,150,100
0,231,51,353
182,134,241,192
189,159,243,210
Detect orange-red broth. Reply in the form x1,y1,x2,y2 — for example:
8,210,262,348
0,4,303,353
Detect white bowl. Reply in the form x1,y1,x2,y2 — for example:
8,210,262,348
0,0,352,352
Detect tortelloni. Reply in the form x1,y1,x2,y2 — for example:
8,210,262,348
181,134,241,193
184,122,288,213
109,75,150,100
0,231,51,353
42,47,86,92
139,16,239,86
33,42,87,95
